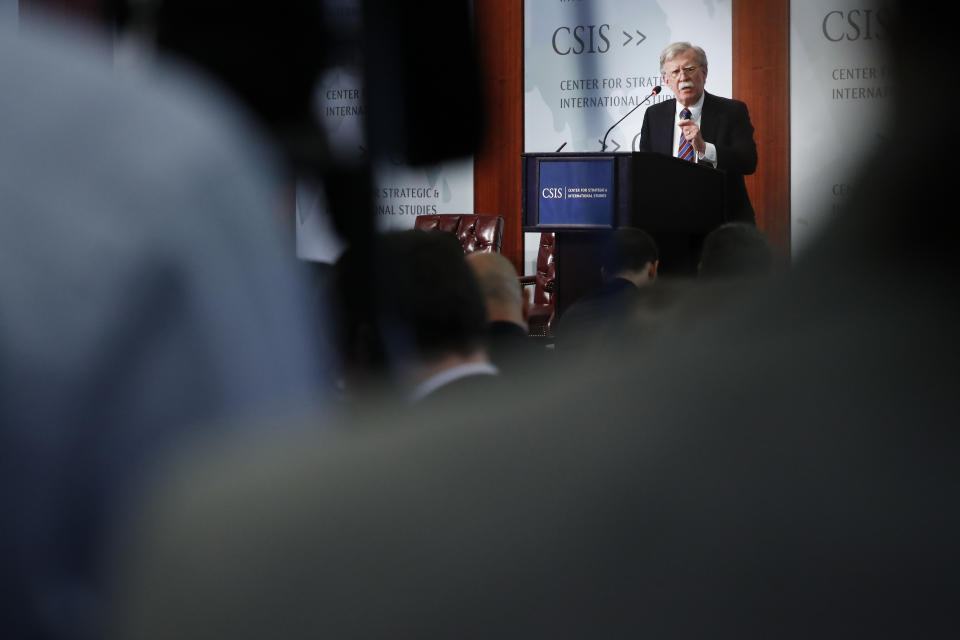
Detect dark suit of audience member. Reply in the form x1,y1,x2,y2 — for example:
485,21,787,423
114,5,959,639
556,228,659,355
466,251,547,373
0,14,326,640
638,42,758,223
486,320,531,357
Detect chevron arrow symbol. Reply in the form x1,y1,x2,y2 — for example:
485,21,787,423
623,30,647,46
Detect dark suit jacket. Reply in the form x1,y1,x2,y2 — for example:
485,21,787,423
638,91,758,223
486,320,547,372
554,278,643,354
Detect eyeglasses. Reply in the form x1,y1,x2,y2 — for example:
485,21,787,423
666,65,700,79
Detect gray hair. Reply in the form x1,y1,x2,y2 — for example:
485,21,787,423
659,42,708,74
466,251,524,309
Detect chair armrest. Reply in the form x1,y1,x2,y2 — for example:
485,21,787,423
519,275,556,293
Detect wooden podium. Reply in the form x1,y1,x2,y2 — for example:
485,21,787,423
522,151,727,316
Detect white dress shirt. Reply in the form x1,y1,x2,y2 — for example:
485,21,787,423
409,361,499,403
673,93,718,165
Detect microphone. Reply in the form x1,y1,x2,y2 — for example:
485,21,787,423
599,85,661,152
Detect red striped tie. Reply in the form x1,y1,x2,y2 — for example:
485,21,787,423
678,108,695,162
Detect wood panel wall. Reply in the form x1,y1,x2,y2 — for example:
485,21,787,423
473,0,525,271
474,0,792,270
733,0,791,260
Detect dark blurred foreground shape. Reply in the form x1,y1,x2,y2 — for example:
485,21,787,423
2,2,483,639
0,9,328,640
132,0,484,350
114,2,959,638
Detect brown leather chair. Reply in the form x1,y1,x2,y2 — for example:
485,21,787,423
413,214,504,254
520,232,556,337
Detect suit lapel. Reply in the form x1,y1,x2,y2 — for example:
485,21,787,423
700,92,718,144
653,98,676,155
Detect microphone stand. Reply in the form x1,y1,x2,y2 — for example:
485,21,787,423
599,87,661,151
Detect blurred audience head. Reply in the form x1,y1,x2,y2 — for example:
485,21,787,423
698,222,773,280
466,251,528,332
374,230,489,385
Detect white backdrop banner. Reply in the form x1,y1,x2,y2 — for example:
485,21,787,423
790,1,893,254
523,0,732,271
296,63,473,262
524,0,732,154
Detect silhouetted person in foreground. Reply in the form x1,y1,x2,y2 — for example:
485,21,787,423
555,227,659,354
330,231,497,404
1,11,325,640
114,4,958,638
377,230,498,403
466,251,546,372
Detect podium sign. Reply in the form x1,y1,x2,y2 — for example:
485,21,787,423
530,156,615,228
523,152,729,311
524,151,725,233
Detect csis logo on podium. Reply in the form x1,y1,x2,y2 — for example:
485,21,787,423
541,187,566,199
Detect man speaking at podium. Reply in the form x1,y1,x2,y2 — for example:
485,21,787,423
638,42,758,224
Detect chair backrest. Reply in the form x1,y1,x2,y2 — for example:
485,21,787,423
413,214,504,254
532,232,555,306
520,232,556,337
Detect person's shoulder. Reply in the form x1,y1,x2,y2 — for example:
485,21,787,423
488,321,528,341
414,371,503,409
704,92,749,113
556,283,625,330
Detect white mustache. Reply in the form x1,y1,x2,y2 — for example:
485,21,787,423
679,81,694,90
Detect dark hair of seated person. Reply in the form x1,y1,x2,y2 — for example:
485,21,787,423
374,229,488,365
601,227,659,277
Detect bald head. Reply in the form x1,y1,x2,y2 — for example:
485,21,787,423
466,252,527,330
